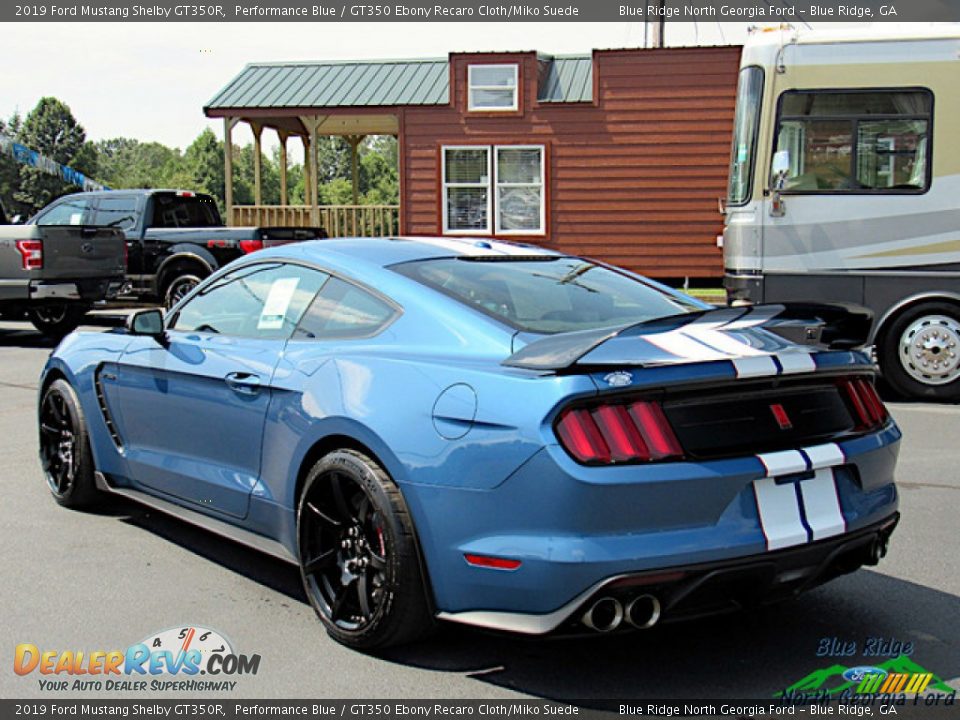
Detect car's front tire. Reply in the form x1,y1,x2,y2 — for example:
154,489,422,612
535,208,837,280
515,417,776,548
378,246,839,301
297,449,433,649
38,378,103,508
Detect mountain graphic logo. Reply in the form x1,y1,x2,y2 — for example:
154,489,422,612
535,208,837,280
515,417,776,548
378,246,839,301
777,655,953,698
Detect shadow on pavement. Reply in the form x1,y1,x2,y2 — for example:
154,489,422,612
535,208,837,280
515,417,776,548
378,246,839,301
110,503,959,702
0,326,61,349
0,313,131,348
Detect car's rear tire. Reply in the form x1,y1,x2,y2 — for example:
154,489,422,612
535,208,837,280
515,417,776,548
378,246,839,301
39,378,102,509
297,449,433,649
878,302,960,401
27,304,89,337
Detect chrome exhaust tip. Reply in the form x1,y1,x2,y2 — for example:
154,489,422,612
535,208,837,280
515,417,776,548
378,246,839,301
625,594,661,630
581,597,623,633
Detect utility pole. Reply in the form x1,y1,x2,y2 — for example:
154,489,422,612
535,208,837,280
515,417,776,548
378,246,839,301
645,0,666,48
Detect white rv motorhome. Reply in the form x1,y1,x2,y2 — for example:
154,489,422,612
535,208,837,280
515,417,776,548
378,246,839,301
723,25,960,400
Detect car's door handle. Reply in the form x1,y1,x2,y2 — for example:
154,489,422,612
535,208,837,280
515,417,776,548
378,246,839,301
224,372,261,395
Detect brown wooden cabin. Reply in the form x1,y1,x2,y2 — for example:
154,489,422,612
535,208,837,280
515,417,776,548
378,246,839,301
205,46,741,281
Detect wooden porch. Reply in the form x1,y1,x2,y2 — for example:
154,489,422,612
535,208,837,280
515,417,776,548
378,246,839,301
231,204,400,236
216,111,402,236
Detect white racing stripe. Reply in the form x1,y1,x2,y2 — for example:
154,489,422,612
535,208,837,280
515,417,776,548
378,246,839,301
753,478,809,551
733,355,780,378
758,449,808,477
683,322,766,357
777,352,817,375
803,443,845,470
800,468,847,540
642,330,732,363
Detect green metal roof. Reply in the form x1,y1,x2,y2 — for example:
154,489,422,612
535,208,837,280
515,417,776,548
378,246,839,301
206,55,593,110
538,56,594,103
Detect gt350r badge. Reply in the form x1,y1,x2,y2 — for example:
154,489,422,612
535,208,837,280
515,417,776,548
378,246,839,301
603,371,633,387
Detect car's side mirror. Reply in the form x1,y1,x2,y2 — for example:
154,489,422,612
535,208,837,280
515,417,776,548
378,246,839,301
10,214,24,225
127,309,167,343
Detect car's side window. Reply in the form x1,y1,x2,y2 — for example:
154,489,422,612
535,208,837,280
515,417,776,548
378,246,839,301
35,196,94,226
293,276,397,340
171,263,329,340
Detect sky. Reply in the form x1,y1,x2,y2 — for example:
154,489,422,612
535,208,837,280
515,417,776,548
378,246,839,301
0,21,866,158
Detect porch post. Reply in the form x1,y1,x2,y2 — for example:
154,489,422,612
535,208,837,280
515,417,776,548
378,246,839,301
310,123,319,226
223,117,239,226
251,122,263,206
278,130,289,206
301,134,311,208
347,134,364,206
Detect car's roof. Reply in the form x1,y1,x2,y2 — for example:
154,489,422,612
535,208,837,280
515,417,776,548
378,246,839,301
263,235,564,268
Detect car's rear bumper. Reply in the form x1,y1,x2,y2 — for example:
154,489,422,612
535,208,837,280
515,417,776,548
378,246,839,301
407,422,901,630
438,513,899,634
30,277,129,302
438,513,900,635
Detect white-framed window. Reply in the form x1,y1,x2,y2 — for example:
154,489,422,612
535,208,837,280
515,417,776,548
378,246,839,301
467,64,519,112
494,146,544,235
442,146,492,235
442,144,545,236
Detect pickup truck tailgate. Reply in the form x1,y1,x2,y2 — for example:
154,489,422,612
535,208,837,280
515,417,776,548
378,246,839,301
36,226,126,280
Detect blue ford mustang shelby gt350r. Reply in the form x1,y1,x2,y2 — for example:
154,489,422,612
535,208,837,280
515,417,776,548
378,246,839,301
38,236,900,649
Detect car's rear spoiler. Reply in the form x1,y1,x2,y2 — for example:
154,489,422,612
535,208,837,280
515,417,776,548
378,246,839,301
502,302,873,371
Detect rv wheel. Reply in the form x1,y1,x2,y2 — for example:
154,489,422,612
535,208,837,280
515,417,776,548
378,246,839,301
879,303,960,401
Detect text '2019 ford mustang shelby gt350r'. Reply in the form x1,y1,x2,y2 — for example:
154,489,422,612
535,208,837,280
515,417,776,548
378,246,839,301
38,236,900,649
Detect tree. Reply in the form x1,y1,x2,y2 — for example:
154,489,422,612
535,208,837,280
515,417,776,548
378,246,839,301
183,128,224,203
14,98,91,212
0,113,27,216
96,137,184,190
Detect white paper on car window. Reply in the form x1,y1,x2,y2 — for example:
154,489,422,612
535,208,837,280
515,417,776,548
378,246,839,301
69,213,83,225
258,277,300,330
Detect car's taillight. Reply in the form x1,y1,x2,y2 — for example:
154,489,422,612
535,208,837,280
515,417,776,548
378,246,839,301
15,240,43,270
239,239,263,254
839,377,889,431
555,400,683,464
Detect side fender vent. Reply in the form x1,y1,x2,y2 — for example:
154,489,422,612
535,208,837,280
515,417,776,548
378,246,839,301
95,367,124,450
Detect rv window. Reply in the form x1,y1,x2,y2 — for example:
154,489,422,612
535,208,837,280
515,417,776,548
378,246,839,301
727,66,764,206
774,89,932,193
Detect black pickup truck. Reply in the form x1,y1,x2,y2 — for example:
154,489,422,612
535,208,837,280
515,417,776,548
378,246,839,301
30,189,324,307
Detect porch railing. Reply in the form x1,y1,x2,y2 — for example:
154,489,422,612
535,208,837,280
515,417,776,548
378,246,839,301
230,205,400,237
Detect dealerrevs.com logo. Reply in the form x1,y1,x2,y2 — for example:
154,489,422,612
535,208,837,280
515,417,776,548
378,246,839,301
13,625,261,692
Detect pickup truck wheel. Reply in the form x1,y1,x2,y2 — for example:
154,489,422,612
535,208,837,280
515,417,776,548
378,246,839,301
27,304,89,338
164,272,204,309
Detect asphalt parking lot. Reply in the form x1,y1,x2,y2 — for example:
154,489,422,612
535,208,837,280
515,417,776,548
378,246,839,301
1,319,958,702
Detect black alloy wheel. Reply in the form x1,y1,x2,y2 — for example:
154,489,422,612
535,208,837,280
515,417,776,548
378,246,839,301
297,449,433,649
38,379,101,508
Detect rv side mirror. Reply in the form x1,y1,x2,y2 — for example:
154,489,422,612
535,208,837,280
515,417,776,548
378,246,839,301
771,150,791,181
127,309,166,342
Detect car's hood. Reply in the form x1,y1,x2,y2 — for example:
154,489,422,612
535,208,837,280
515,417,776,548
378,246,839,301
503,303,873,371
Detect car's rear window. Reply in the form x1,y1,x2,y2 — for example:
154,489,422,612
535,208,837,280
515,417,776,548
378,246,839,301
150,194,222,228
392,256,700,334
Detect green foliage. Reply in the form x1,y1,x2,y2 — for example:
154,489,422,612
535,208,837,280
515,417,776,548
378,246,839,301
0,97,400,217
13,98,93,213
